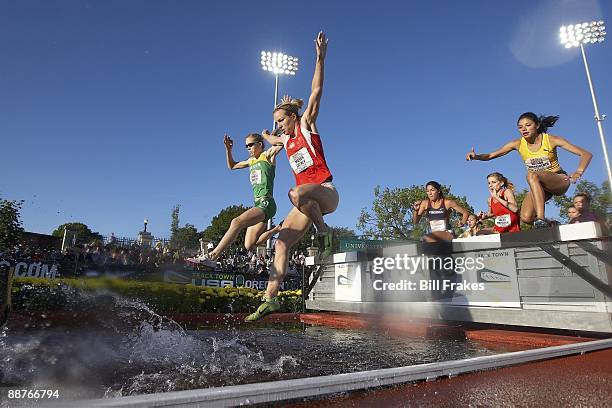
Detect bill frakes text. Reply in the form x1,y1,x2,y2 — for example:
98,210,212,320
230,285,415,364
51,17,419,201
373,279,485,291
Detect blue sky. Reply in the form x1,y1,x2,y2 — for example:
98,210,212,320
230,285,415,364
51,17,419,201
1,0,610,239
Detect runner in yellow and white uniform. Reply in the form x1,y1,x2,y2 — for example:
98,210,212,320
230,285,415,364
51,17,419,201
466,112,592,228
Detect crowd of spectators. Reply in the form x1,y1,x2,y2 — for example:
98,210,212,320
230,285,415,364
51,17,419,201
1,238,308,278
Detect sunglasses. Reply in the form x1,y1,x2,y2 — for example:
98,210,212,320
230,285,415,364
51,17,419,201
245,141,261,148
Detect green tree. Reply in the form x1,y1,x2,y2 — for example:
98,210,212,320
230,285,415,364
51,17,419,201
169,204,180,242
172,224,200,251
0,198,25,251
51,222,102,245
553,180,610,223
291,225,356,255
200,205,249,248
357,184,473,240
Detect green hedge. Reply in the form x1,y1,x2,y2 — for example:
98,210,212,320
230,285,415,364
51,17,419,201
11,277,302,314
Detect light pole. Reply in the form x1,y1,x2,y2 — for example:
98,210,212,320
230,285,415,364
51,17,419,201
559,21,612,189
143,218,148,233
260,50,299,254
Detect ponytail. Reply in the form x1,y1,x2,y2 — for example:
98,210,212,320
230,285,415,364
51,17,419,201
518,112,559,134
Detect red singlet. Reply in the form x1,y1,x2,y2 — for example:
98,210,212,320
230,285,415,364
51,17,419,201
282,124,333,186
490,189,520,233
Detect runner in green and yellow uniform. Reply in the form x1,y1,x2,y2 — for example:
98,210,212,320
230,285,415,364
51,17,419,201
186,133,283,268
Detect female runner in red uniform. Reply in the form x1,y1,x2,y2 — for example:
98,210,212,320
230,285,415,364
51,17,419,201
478,172,520,234
246,31,338,321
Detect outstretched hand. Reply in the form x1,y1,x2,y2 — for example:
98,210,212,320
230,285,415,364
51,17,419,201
315,31,328,59
223,134,233,150
466,147,476,161
281,94,292,104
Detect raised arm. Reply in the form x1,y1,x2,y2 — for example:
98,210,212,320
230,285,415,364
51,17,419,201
265,145,284,166
224,134,249,170
466,139,519,162
302,31,328,133
262,129,284,147
549,135,593,183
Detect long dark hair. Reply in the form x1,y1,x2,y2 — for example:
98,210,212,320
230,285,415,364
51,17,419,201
518,112,559,134
425,181,444,198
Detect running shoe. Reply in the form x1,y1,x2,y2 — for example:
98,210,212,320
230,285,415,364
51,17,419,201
185,254,217,269
317,230,335,262
244,298,281,322
533,218,549,229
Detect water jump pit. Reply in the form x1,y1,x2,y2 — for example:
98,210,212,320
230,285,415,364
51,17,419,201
1,297,611,407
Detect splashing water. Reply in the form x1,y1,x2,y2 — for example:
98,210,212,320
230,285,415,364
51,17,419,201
0,287,298,399
1,286,498,401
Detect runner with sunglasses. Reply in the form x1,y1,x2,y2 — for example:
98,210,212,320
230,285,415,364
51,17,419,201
186,133,283,268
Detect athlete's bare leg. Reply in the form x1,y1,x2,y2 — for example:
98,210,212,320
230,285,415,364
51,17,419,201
288,183,339,232
265,207,312,298
244,222,267,251
522,171,570,223
253,223,282,247
209,207,265,260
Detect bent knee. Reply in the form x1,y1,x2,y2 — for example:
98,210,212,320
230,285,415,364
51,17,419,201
526,172,540,183
520,213,534,224
288,188,301,206
230,217,246,229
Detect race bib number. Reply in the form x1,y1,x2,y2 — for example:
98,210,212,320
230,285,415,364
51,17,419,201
250,170,262,185
289,147,314,174
525,157,552,172
429,219,447,232
495,214,512,228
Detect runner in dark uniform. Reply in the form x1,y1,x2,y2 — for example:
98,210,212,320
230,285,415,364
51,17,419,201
412,181,469,242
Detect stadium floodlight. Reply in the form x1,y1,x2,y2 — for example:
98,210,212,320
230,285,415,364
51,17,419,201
260,50,299,253
559,20,611,188
260,51,299,126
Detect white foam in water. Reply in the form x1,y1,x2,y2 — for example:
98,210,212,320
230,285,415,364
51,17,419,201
0,286,300,398
1,285,496,400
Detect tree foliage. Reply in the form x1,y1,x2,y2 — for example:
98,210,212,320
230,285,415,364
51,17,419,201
553,180,610,223
0,198,25,251
51,222,102,245
168,205,202,251
172,224,200,251
200,205,250,246
170,204,180,239
291,225,356,256
357,184,474,240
